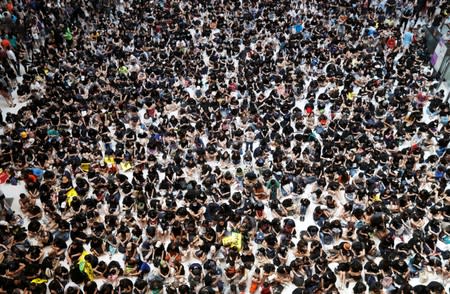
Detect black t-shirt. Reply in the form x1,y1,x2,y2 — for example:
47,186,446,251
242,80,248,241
90,237,104,252
215,223,226,234
350,260,363,272
198,192,207,203
68,244,84,259
123,195,135,209
185,189,198,202
204,272,217,286
53,237,68,250
70,230,88,242
392,260,408,273
386,0,396,7
304,277,319,289
364,262,379,274
23,260,40,277
59,220,71,231
322,269,337,287
352,241,364,256
41,256,55,271
171,225,183,237
231,151,240,161
219,183,231,198
190,202,202,214
265,234,278,247
241,252,255,264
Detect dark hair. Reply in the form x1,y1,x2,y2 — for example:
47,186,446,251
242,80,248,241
84,281,98,294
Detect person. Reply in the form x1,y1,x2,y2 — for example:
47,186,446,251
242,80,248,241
399,2,414,32
6,47,20,76
402,29,415,52
260,282,272,294
244,128,256,152
413,0,428,23
249,268,262,294
0,73,14,107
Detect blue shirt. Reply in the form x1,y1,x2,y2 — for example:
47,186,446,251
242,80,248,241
368,26,377,37
293,23,303,33
403,32,414,46
29,168,44,178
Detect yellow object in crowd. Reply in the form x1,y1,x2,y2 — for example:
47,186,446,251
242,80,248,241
31,278,48,284
222,232,243,252
66,188,79,206
104,156,115,165
78,251,95,281
120,161,132,171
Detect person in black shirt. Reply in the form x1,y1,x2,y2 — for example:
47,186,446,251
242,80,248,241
67,240,84,265
392,258,410,280
399,2,414,32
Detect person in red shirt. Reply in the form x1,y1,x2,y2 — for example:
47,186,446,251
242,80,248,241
260,282,272,294
6,2,13,12
386,35,397,50
1,39,10,49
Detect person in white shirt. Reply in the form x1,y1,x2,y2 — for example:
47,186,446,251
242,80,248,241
245,128,256,152
6,48,20,76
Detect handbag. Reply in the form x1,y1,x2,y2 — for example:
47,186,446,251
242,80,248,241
419,270,429,283
381,276,393,288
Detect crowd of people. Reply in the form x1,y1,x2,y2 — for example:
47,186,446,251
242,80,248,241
1,0,450,293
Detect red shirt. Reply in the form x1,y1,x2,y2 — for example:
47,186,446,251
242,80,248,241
1,39,10,49
6,2,13,12
386,37,396,49
261,286,272,294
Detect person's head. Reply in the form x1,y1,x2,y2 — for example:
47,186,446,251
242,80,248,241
119,278,133,293
134,278,148,294
83,281,98,294
354,281,367,294
49,279,64,294
66,286,81,294
100,283,114,294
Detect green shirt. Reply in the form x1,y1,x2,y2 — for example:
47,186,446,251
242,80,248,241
64,28,73,41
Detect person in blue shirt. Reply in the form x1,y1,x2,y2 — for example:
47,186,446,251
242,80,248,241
367,26,377,38
402,29,415,52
